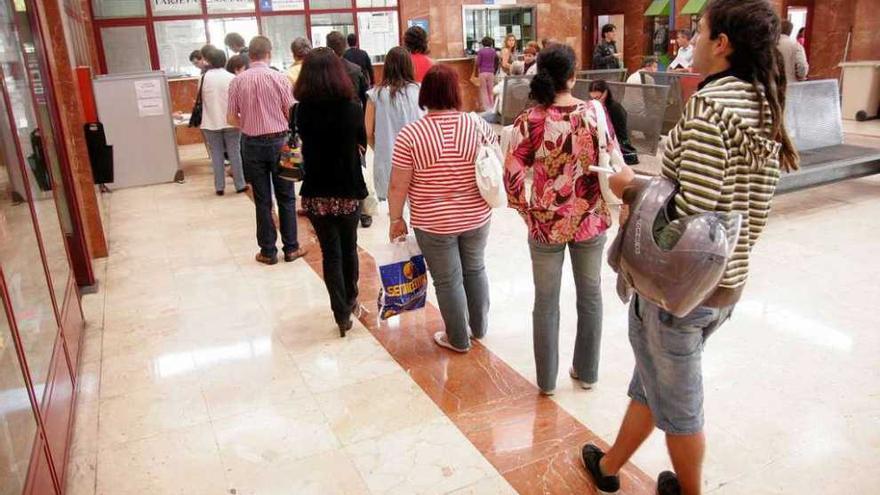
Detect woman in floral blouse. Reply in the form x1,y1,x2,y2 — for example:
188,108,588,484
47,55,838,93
504,43,633,395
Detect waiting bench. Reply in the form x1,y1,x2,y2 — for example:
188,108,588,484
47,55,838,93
572,79,670,156
501,75,670,157
778,79,880,193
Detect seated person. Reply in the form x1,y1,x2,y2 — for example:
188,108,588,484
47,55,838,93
626,56,658,85
669,29,694,72
481,61,525,124
589,80,639,165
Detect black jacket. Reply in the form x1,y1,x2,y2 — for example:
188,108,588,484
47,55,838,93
607,99,638,163
343,47,374,86
342,58,369,109
592,41,621,70
296,99,368,200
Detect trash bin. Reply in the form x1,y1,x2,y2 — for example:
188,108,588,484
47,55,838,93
839,61,880,121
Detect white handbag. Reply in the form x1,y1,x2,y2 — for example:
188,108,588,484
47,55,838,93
589,100,625,206
469,113,508,209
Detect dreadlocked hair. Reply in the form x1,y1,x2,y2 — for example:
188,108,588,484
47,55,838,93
705,0,799,172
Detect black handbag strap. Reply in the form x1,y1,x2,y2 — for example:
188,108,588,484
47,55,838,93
195,71,206,106
288,103,300,145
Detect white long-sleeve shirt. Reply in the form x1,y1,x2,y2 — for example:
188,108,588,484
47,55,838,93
778,34,809,82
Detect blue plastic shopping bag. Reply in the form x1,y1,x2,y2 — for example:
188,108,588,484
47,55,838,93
377,236,428,320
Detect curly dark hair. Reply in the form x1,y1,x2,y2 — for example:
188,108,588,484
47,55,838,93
404,26,428,54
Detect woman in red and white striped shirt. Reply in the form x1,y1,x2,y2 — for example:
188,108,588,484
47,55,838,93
388,64,497,353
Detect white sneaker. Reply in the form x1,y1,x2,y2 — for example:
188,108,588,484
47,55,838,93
433,332,469,353
569,367,595,390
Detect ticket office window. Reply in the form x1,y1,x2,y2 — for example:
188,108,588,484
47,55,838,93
357,11,398,63
463,6,535,55
261,15,307,69
155,20,208,77
208,17,260,58
91,1,400,74
310,13,355,49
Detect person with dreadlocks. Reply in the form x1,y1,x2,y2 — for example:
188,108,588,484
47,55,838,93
581,0,798,494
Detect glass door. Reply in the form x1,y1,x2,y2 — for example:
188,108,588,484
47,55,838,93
0,284,41,495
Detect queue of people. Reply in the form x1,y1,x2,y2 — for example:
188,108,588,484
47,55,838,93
208,1,795,490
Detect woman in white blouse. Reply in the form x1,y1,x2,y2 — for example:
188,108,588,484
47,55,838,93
200,47,246,195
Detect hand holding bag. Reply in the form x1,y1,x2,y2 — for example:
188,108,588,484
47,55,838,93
468,113,508,209
377,236,428,320
188,72,206,128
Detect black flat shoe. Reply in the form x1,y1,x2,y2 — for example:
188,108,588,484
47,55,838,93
235,186,249,194
582,444,620,493
360,215,372,228
656,471,681,495
215,190,225,196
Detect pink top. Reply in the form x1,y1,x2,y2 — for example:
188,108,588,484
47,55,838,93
504,102,612,244
227,62,293,136
392,112,495,235
411,53,433,82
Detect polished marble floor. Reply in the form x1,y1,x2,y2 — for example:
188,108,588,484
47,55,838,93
66,141,880,494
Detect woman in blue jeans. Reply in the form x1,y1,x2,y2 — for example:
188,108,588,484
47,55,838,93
387,64,496,352
504,44,629,395
198,47,246,195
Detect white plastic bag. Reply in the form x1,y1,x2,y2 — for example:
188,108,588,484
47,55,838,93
469,113,508,209
589,100,625,206
376,236,428,320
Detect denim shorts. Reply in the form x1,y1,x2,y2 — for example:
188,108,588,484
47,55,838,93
627,295,734,435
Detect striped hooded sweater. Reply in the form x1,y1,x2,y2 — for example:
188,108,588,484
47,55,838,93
661,74,782,288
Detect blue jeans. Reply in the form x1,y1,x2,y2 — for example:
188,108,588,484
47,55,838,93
627,294,734,434
241,135,298,257
202,128,245,192
413,223,491,350
529,234,606,392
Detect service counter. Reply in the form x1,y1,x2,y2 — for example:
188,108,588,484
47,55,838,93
166,56,481,147
168,76,203,146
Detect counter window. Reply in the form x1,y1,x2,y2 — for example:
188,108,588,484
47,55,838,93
357,11,398,62
310,13,355,48
462,5,535,55
155,20,207,77
356,0,397,7
309,0,353,10
99,25,152,74
208,17,260,57
261,15,307,69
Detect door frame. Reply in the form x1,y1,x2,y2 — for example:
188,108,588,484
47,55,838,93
783,0,815,60
582,2,626,69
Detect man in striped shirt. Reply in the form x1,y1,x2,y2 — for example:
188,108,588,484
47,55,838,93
228,36,306,265
582,1,798,494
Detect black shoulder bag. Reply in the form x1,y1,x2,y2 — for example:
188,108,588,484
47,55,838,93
188,72,206,128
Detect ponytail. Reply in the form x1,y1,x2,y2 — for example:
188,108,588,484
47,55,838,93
528,44,576,107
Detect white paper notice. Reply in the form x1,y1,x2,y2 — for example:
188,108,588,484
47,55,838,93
512,25,522,39
138,98,164,117
134,80,162,99
368,13,391,33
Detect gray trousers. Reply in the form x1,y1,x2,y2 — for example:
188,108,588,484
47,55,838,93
202,128,245,193
414,223,491,350
529,233,606,392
